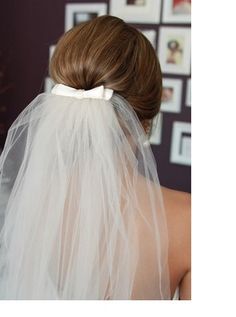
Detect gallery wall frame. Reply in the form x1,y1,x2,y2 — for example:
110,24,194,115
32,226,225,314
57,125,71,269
170,121,191,166
158,26,191,75
162,0,191,24
65,3,107,31
161,78,183,113
110,0,162,24
186,78,191,107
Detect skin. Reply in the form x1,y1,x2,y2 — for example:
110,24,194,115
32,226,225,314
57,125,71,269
162,186,191,300
130,174,191,300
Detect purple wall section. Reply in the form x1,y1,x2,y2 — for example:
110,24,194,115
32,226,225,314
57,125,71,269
0,0,191,193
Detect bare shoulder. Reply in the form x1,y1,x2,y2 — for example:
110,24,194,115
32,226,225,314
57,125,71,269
161,186,191,232
161,186,191,294
161,186,191,213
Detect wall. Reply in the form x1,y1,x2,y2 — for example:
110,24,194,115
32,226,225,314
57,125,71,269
0,0,191,192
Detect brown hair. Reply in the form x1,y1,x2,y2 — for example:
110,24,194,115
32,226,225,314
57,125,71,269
49,15,162,132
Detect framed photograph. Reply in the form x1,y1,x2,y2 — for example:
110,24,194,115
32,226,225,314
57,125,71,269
161,78,182,113
186,78,191,107
110,0,162,24
158,27,191,75
162,0,191,24
44,77,55,93
139,29,157,49
170,121,191,166
65,3,107,31
149,112,163,145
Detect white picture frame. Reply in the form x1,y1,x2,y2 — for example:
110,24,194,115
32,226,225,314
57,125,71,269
170,121,191,166
139,29,157,49
149,112,163,145
110,0,162,24
161,78,182,113
158,27,191,75
162,0,191,24
186,78,191,107
44,77,55,93
65,3,107,31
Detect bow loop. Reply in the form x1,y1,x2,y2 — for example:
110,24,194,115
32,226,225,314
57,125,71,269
51,84,113,100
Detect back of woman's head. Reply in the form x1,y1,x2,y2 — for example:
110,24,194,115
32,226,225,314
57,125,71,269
49,15,162,130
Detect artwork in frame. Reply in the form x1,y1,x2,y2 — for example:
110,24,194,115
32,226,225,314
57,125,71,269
158,26,191,75
161,78,182,113
44,77,55,93
65,3,107,31
162,0,191,24
109,0,162,24
186,78,191,107
139,29,157,49
149,113,163,145
170,121,191,166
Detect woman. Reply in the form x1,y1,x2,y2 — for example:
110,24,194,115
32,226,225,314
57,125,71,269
0,15,190,300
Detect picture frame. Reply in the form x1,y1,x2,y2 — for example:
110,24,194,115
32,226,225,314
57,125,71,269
109,0,162,24
161,78,182,113
44,77,55,93
149,112,163,145
139,29,157,49
65,3,107,31
158,26,191,75
186,78,191,107
170,121,191,166
162,0,191,24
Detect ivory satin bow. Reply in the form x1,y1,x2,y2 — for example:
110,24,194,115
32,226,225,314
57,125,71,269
51,84,113,100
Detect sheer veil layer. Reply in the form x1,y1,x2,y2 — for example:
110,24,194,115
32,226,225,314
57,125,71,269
0,87,171,299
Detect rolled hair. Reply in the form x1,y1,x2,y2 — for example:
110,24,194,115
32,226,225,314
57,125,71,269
49,15,162,131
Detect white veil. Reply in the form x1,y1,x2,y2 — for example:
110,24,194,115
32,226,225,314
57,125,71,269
0,85,170,299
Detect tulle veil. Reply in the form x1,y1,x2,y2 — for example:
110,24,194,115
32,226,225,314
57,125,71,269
0,85,170,299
